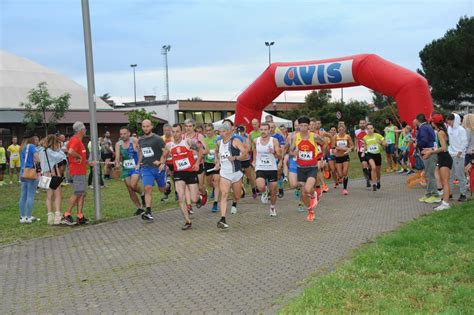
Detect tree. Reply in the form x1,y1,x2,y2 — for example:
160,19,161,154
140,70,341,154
370,90,395,109
368,106,400,133
126,108,159,136
21,82,71,136
418,16,474,108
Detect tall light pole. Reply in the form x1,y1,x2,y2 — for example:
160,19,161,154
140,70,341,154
161,45,171,122
265,41,275,65
130,64,137,106
81,0,101,220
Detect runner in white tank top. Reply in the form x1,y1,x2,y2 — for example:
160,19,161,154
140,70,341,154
252,123,282,217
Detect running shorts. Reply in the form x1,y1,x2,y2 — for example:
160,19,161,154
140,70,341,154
437,152,453,169
335,155,350,164
297,166,318,182
241,160,251,169
256,170,278,182
288,156,298,174
173,171,199,185
366,153,382,166
141,166,167,188
220,170,243,183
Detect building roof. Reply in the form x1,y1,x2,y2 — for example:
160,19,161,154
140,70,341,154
177,100,303,111
0,50,111,110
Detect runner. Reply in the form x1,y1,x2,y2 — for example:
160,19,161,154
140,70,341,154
137,119,170,222
421,114,452,210
363,123,387,191
237,125,257,199
268,122,286,198
184,118,208,209
290,116,320,222
253,123,282,216
215,120,248,229
355,119,371,187
313,119,329,196
325,126,339,188
384,118,398,172
160,124,200,230
161,123,177,202
115,126,146,216
287,120,305,212
7,136,21,184
249,118,261,199
332,124,354,195
203,123,220,212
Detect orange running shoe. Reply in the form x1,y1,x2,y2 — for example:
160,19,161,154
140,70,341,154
309,196,318,210
342,189,349,195
307,209,315,222
324,168,330,179
322,184,329,193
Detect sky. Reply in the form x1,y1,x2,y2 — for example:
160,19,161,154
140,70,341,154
1,0,473,105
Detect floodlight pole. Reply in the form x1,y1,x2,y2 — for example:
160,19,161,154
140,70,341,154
81,0,101,220
162,45,171,122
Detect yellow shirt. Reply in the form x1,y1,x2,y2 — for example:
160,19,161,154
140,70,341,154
7,144,20,161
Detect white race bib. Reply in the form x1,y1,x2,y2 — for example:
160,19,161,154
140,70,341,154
176,158,191,171
298,151,313,160
259,154,272,165
123,159,136,169
11,153,19,159
220,152,230,161
336,140,347,148
386,139,393,145
141,147,154,158
368,144,379,154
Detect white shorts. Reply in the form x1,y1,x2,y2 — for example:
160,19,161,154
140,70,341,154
220,170,243,184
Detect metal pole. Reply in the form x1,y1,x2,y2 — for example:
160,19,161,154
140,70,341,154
162,45,171,122
81,0,101,220
341,88,344,104
133,67,137,106
268,45,271,65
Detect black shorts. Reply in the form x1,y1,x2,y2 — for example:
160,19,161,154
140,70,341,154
366,153,382,166
173,171,199,185
335,155,350,164
166,163,174,173
297,166,318,182
204,162,218,176
101,152,113,161
241,160,251,169
197,163,204,175
357,152,367,163
437,152,453,169
256,170,278,182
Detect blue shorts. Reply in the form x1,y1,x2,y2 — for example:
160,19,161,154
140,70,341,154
289,157,298,174
386,144,396,154
325,154,336,161
141,166,167,188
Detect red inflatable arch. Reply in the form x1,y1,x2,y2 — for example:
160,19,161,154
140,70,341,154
234,54,433,129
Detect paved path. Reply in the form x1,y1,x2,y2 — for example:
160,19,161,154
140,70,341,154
0,175,435,314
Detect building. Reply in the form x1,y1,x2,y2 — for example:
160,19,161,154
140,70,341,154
0,50,165,144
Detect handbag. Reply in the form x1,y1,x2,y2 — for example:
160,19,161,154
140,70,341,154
42,149,64,190
21,144,37,180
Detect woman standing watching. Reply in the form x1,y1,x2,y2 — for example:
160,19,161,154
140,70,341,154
19,132,40,224
422,114,452,211
39,135,67,225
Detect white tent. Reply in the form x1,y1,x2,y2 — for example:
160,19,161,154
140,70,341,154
213,111,293,129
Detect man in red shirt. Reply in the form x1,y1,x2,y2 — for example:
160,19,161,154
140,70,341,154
61,121,95,226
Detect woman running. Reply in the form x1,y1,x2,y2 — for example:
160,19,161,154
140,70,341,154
332,124,353,195
363,123,386,191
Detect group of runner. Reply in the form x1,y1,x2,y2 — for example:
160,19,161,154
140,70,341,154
112,115,391,231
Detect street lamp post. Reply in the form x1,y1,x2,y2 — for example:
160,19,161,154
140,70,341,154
161,45,171,122
130,64,137,106
265,41,275,65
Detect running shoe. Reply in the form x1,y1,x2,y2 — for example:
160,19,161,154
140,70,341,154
342,189,348,195
324,168,330,179
294,188,301,199
434,203,450,211
261,191,269,204
141,211,154,222
437,190,443,196
397,169,406,174
322,184,329,193
425,196,442,204
406,170,415,175
278,188,284,198
252,189,257,199
135,208,145,216
307,210,315,222
160,195,169,202
60,215,76,226
196,195,202,208
298,203,305,212
376,182,381,190
211,202,219,213
418,195,430,202
269,207,277,217
210,189,215,200
458,194,467,202
19,217,27,224
187,204,194,215
217,219,229,229
181,221,192,230
77,216,89,225
53,212,62,225
200,192,208,207
230,205,237,214
372,184,377,191
366,180,371,188
47,212,54,225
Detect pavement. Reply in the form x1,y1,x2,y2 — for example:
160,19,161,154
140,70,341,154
0,174,436,314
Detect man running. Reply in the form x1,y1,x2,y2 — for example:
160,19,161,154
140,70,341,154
215,120,248,229
355,119,371,188
253,123,282,216
203,123,220,212
7,136,21,184
237,125,257,199
363,123,387,191
332,124,353,195
248,118,261,198
290,117,320,222
160,124,200,230
115,126,146,216
184,118,208,208
269,122,286,198
137,119,170,222
161,123,176,201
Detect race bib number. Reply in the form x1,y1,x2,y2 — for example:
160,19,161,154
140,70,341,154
123,159,136,169
141,147,154,158
11,153,19,159
298,151,313,160
368,144,379,154
220,152,230,161
386,139,393,145
176,158,191,171
207,149,215,160
259,154,272,165
336,140,347,148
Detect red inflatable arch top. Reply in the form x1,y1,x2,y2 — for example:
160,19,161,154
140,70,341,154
234,54,433,129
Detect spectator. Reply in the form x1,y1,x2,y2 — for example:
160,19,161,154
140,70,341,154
462,114,474,166
446,113,468,201
19,131,40,224
415,113,439,203
102,131,114,180
0,139,6,185
39,135,67,225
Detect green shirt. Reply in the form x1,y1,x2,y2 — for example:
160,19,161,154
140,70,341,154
363,133,385,154
203,135,218,164
249,130,261,143
0,147,6,164
384,125,396,145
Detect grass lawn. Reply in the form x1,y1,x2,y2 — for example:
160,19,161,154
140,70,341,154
279,200,474,314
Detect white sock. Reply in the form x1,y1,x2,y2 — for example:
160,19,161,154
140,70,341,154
442,200,449,206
